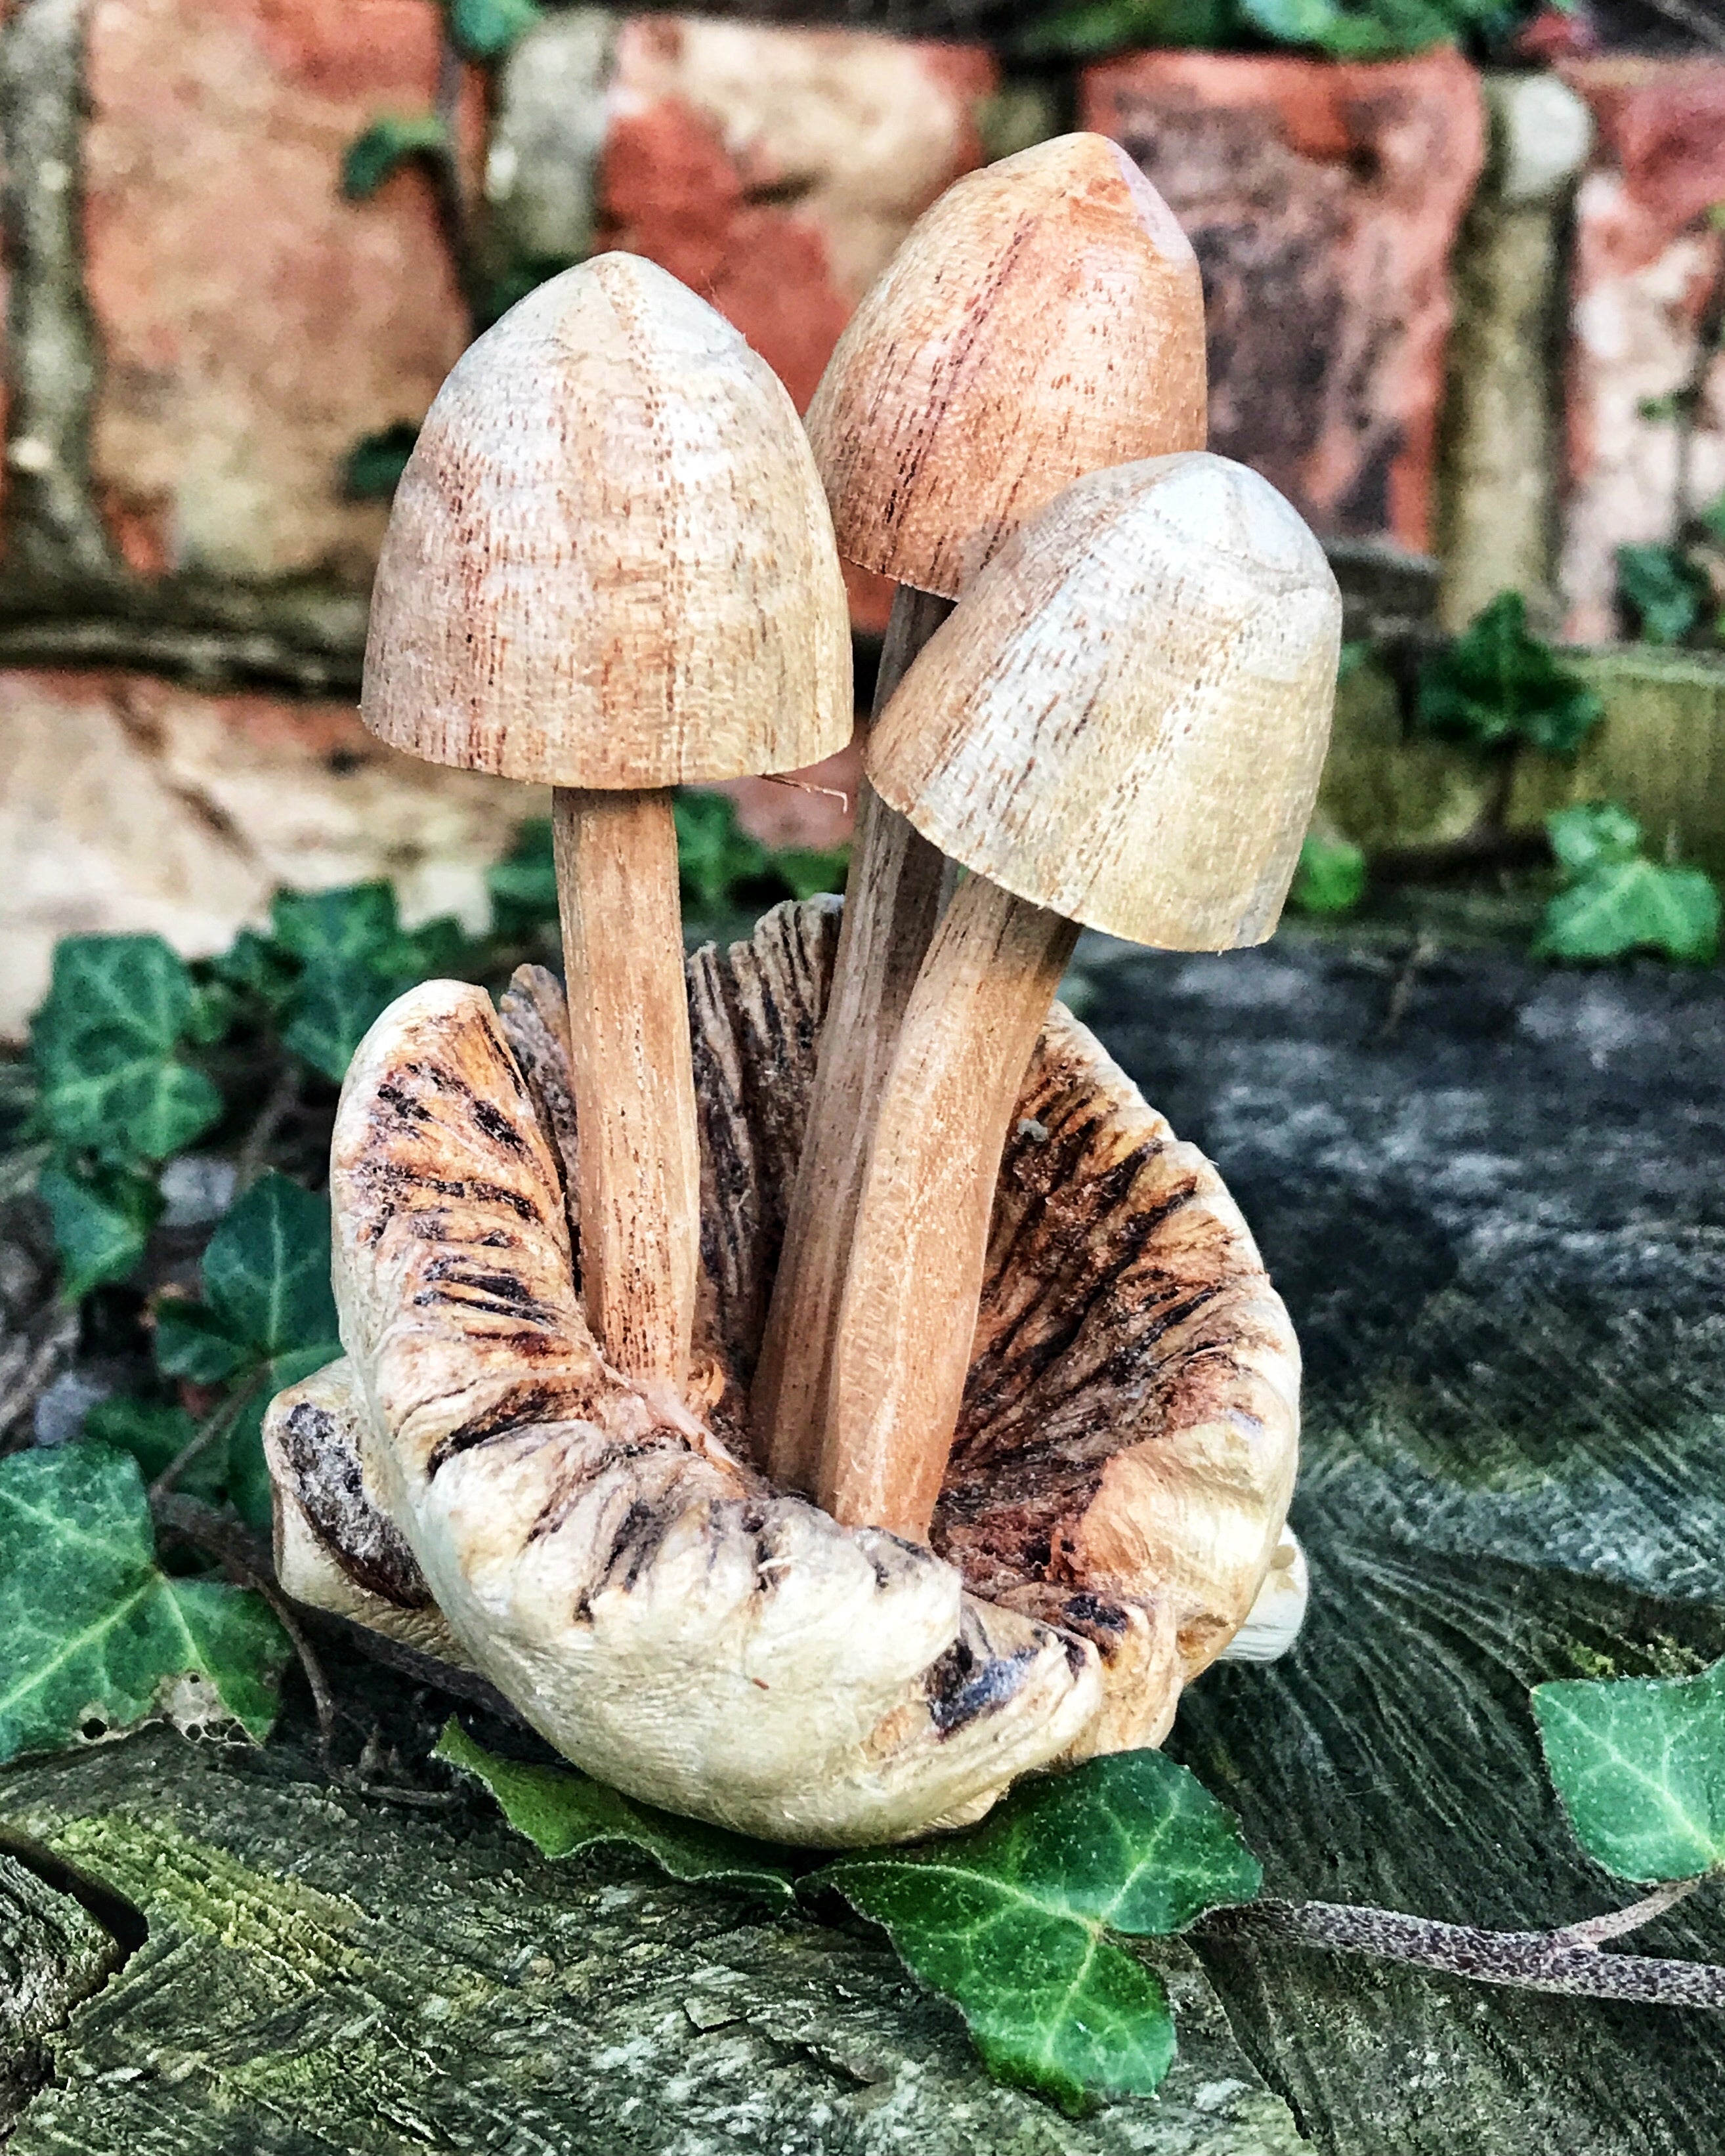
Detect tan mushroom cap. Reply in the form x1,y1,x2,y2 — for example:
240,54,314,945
866,452,1343,951
361,253,851,792
269,901,1301,1844
803,133,1207,601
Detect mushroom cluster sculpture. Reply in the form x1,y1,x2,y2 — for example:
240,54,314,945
265,140,1337,1848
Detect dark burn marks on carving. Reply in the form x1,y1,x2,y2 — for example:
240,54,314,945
425,1382,605,1477
923,1612,1041,1737
472,1095,532,1155
279,1399,431,1608
410,1254,566,1329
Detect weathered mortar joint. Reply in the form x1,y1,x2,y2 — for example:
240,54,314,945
0,0,127,584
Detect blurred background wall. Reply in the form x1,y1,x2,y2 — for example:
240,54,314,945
0,0,1720,1033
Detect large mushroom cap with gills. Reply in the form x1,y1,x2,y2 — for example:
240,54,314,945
865,452,1343,950
360,252,851,791
270,901,1301,1842
803,133,1206,601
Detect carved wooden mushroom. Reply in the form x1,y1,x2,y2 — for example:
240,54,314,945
821,452,1342,1542
360,253,849,1394
760,134,1208,1494
265,899,1302,1844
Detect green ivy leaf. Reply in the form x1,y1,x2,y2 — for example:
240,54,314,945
1020,0,1237,58
342,113,448,201
0,1443,289,1764
82,1397,224,1504
283,967,396,1084
446,0,543,60
673,792,775,914
1418,591,1604,759
201,1173,337,1361
30,935,223,1163
38,1162,160,1300
343,421,421,500
1289,833,1367,916
1545,800,1643,880
272,885,414,1082
153,1299,250,1385
434,1722,798,1904
773,847,850,902
815,1751,1262,2115
1617,542,1705,646
1534,1658,1725,1882
208,927,297,1011
487,820,559,934
1535,856,1720,965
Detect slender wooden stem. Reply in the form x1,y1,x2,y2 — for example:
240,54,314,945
754,584,954,1492
818,873,1078,1539
552,787,700,1389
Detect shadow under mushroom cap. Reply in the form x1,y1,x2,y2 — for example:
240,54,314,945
268,897,1298,1843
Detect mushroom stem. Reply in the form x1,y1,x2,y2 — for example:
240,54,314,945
818,870,1078,1539
552,785,700,1388
755,583,954,1492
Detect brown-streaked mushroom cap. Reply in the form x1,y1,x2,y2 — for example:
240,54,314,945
268,900,1301,1844
803,133,1207,601
360,252,851,792
866,452,1343,951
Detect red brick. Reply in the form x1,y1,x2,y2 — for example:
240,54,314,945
1559,59,1725,639
600,18,993,638
82,0,475,585
1082,49,1484,554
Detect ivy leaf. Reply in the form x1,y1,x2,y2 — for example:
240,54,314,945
1418,591,1604,759
343,421,420,501
773,846,850,902
1535,856,1721,965
1617,542,1704,646
38,1161,160,1300
82,1398,224,1504
1289,833,1367,916
1545,800,1643,880
446,0,543,60
434,1722,798,1904
150,1175,340,1528
153,1298,249,1384
284,967,396,1084
1534,1658,1725,1882
0,1443,289,1764
208,927,297,1011
342,113,448,201
194,1173,338,1364
272,885,412,1082
487,820,559,934
815,1751,1262,2115
30,935,223,1162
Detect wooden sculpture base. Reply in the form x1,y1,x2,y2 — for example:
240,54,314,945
265,898,1300,1844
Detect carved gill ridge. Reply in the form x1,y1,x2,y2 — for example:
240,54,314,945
268,899,1298,1841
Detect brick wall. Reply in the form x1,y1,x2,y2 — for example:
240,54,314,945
0,0,1720,1032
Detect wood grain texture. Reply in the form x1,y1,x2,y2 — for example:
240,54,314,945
820,874,1080,1540
0,1733,1307,2156
361,252,851,789
805,133,1206,599
322,964,1099,1846
287,904,1296,1830
553,787,700,1386
754,585,953,1492
868,452,1343,947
